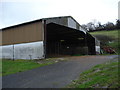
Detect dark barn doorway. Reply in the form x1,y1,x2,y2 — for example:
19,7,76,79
45,23,95,58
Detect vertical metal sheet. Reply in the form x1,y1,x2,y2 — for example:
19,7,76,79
46,17,68,27
1,45,13,59
14,41,44,59
68,17,77,29
2,21,43,45
96,46,100,54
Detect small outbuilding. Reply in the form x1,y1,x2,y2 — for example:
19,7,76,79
0,16,100,60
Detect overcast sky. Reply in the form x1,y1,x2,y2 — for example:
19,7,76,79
0,0,119,29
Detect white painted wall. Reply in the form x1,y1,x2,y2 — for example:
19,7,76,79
96,46,100,54
68,18,76,29
0,41,44,60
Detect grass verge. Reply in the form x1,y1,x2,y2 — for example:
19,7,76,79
67,59,119,88
2,58,67,76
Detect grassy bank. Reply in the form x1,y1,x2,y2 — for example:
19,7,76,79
90,29,120,54
90,30,119,39
2,58,66,76
67,59,119,88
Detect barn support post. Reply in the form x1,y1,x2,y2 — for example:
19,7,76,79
84,33,88,55
43,20,47,58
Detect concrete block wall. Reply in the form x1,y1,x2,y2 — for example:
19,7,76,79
0,41,44,60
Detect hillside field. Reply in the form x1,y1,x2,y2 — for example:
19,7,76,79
89,30,119,39
89,30,120,54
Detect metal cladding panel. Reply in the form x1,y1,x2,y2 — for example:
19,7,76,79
2,21,44,45
95,38,100,46
46,17,68,27
1,41,44,60
96,46,100,53
14,41,44,59
1,45,13,59
95,38,101,54
0,46,1,59
45,16,87,35
68,17,77,29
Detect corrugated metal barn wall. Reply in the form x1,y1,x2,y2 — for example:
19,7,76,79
1,21,45,60
2,21,44,45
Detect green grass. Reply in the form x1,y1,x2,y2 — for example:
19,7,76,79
90,30,119,39
2,59,54,76
1,57,67,76
67,59,119,88
90,29,120,54
0,59,2,76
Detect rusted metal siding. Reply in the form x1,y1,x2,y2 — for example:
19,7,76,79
2,21,43,45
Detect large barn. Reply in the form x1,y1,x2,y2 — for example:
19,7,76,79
0,16,100,60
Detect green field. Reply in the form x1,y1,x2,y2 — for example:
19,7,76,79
67,58,119,88
90,29,120,54
90,30,119,39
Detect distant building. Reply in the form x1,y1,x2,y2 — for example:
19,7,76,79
0,16,100,60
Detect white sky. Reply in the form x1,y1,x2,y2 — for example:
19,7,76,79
0,0,119,29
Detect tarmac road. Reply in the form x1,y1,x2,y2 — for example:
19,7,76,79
2,55,118,88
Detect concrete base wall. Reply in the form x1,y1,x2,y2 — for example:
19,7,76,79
96,46,101,54
0,41,44,60
0,45,13,59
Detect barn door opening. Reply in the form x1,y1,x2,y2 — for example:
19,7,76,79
46,23,88,58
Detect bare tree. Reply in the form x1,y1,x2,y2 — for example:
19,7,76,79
81,24,89,31
95,22,104,31
104,22,115,30
86,22,96,31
